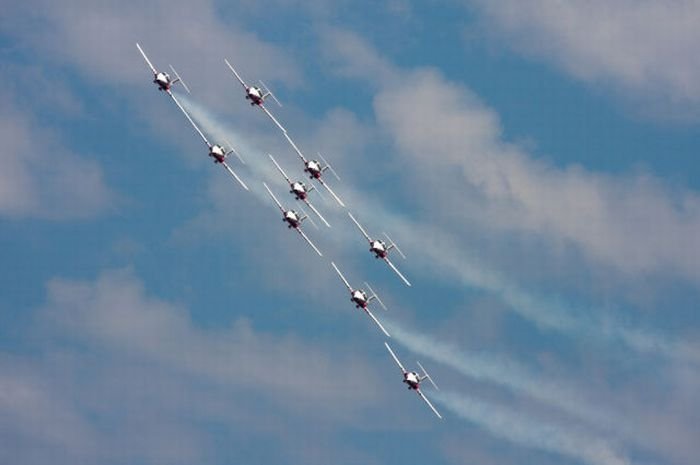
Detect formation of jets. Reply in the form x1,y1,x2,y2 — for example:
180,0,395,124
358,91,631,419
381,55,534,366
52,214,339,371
269,154,330,228
137,43,442,419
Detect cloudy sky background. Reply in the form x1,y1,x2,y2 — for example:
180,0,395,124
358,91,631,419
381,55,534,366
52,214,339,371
1,1,699,464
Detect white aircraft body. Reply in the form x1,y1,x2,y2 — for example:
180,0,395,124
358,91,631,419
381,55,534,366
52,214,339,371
330,262,390,338
285,136,345,208
264,182,323,257
384,342,442,419
136,43,190,95
347,212,411,286
224,58,286,133
269,154,331,228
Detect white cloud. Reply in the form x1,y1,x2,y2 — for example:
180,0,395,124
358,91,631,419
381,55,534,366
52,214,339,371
319,27,400,86
319,28,700,285
466,0,700,116
39,269,377,411
0,359,100,464
0,95,115,219
371,69,700,283
0,269,388,465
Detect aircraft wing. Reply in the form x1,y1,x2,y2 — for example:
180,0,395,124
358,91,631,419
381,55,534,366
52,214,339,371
384,257,412,287
224,58,247,88
136,43,157,74
298,206,318,229
260,105,287,133
384,342,407,374
364,307,391,338
331,262,353,292
348,212,372,243
417,389,443,419
296,228,323,257
365,282,387,311
259,79,282,106
168,64,191,94
318,152,340,181
284,133,308,163
169,93,211,147
317,178,345,207
308,183,326,202
263,182,285,213
417,361,439,390
226,143,245,165
304,199,331,228
269,154,291,184
383,232,406,259
221,161,249,191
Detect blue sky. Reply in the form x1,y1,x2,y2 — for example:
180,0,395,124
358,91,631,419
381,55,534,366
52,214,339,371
1,1,700,464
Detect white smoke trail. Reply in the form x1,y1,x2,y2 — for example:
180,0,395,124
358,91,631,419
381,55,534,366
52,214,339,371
385,319,615,430
433,390,630,465
380,213,700,366
174,93,700,367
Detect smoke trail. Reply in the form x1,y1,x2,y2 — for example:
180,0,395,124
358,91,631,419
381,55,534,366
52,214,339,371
378,205,700,366
433,390,630,465
174,94,700,367
380,212,700,366
385,319,615,430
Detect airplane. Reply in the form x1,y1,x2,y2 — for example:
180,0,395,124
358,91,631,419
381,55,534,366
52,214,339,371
263,182,323,257
384,342,442,419
284,133,346,208
168,92,249,191
269,154,331,228
224,58,286,133
347,212,411,287
330,262,390,338
136,43,190,95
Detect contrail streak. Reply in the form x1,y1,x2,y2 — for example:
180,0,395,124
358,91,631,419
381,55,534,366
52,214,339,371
375,204,700,366
385,319,614,429
433,390,630,465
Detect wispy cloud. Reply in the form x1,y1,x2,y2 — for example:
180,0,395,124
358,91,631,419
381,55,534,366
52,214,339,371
320,26,700,287
372,70,700,285
0,269,384,465
40,268,377,410
465,0,700,117
0,93,115,220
